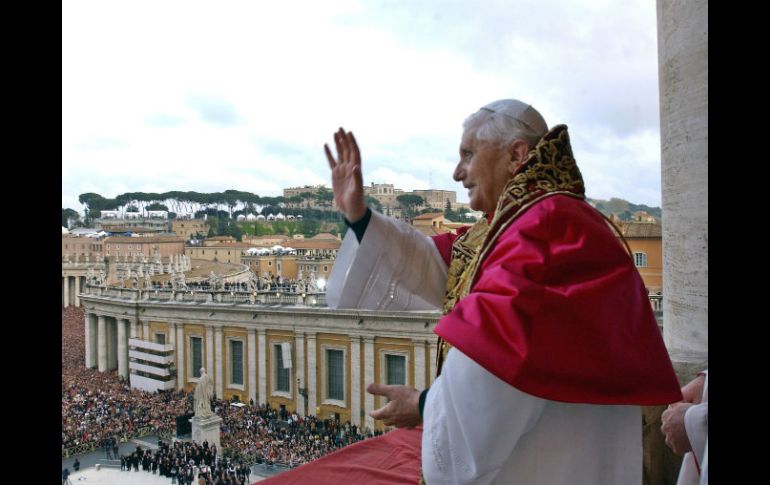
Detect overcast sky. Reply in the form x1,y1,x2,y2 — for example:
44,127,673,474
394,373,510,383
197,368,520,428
63,0,663,215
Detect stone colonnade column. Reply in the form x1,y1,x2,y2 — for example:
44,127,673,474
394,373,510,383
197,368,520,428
74,276,81,307
294,332,306,416
363,336,375,431
63,276,70,308
658,0,709,381
118,319,128,380
429,340,438,386
307,333,317,415
258,329,267,405
97,315,107,371
413,339,426,391
206,327,215,388
248,329,257,405
215,327,224,399
85,313,97,368
350,336,361,427
176,324,185,389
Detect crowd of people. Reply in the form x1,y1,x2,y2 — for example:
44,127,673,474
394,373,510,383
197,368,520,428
217,401,377,467
117,440,253,485
62,306,194,451
62,306,378,470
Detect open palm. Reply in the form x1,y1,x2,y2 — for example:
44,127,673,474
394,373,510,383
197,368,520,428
324,128,366,222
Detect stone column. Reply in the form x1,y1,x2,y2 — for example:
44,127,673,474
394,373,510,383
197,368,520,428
294,332,306,416
74,276,81,307
215,327,224,399
118,319,128,380
658,0,709,380
206,327,215,386
107,318,117,370
350,336,361,426
63,276,70,308
429,340,438,386
143,320,150,341
130,320,138,339
363,336,375,431
248,329,257,405
176,324,185,389
258,329,267,405
413,339,426,390
85,313,97,368
307,333,317,415
97,315,107,372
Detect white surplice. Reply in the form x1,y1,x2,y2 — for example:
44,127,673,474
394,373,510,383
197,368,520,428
328,210,642,485
678,371,708,485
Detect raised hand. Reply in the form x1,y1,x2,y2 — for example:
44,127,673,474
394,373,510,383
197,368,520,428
324,128,366,223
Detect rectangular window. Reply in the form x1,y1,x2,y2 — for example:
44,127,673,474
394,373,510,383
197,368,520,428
386,354,406,385
191,337,202,378
230,340,244,385
634,252,648,268
155,333,166,345
274,344,290,392
326,349,344,401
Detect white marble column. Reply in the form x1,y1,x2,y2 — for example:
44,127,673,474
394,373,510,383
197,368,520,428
143,320,150,341
658,0,709,381
176,324,185,389
294,332,306,416
63,276,70,308
307,333,317,415
85,313,97,368
215,327,224,399
206,327,215,386
413,339,426,391
248,329,257,405
118,319,128,380
130,320,138,339
429,340,438,386
350,336,361,427
97,315,107,372
107,318,118,370
258,329,266,405
74,276,81,307
363,336,375,431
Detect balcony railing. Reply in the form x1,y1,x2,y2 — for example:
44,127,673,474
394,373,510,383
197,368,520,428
84,284,327,307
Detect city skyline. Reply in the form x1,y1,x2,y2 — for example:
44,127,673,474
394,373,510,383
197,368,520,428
63,0,663,214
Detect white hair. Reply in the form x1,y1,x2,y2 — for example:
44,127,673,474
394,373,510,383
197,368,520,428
463,99,548,149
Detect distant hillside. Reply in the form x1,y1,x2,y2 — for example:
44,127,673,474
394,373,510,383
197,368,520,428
586,197,661,221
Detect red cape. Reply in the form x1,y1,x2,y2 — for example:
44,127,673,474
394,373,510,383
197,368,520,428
256,427,422,485
434,195,682,405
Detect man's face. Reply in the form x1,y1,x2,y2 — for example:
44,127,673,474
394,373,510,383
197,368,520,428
453,121,517,214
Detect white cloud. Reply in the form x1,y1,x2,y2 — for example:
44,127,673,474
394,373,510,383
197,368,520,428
63,0,663,213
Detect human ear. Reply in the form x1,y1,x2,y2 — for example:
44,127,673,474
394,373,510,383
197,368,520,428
507,139,530,174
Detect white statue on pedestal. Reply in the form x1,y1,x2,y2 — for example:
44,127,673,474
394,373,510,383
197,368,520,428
194,368,215,418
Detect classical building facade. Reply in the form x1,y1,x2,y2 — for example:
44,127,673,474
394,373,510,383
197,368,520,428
185,242,251,265
80,287,438,431
104,236,185,259
171,219,210,241
618,220,663,293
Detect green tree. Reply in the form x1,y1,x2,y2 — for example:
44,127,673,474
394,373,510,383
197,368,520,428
365,195,383,213
396,194,425,219
62,208,80,228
